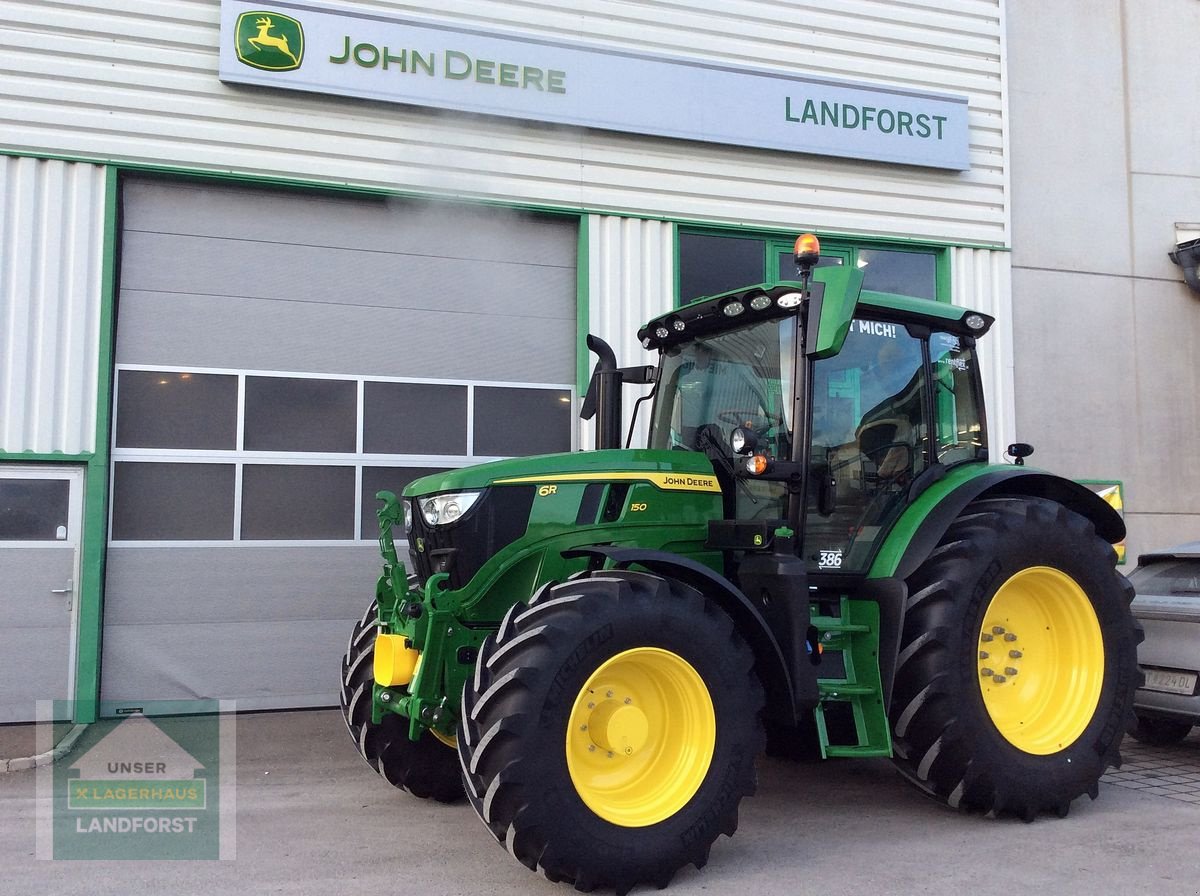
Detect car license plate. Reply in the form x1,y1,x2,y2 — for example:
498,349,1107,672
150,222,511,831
1142,667,1198,696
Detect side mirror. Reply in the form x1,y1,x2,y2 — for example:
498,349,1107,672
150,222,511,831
1005,442,1035,466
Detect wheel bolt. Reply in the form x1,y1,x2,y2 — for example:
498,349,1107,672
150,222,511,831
979,651,990,659
588,702,595,709
580,724,588,731
992,626,1006,635
993,674,1007,683
1009,650,1023,659
981,633,994,642
981,668,994,677
1005,667,1018,676
1004,633,1017,642
606,690,614,698
607,752,614,759
588,745,596,752
624,697,632,705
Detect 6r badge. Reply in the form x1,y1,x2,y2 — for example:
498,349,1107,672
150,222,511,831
235,11,304,71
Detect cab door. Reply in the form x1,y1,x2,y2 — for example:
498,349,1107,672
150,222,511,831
0,465,84,722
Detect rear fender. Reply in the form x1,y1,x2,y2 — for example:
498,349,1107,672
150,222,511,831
874,466,1125,582
562,545,799,726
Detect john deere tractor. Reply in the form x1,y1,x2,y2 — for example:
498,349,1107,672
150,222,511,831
340,236,1141,894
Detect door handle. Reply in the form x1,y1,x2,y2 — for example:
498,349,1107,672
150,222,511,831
50,579,74,594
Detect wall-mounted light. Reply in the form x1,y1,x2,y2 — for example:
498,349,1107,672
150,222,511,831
1168,222,1200,296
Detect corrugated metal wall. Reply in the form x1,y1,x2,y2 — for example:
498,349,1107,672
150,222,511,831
584,215,674,449
0,1,1007,246
0,157,106,455
952,246,1014,459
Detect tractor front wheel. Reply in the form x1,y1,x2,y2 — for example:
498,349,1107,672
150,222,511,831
458,570,764,894
891,497,1141,818
339,599,463,803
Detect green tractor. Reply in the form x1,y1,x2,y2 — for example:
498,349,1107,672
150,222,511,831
340,236,1141,894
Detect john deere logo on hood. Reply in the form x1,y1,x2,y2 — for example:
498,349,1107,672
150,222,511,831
235,11,304,71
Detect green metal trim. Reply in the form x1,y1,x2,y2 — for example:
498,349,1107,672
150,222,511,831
671,222,682,308
935,248,952,304
0,149,1011,251
72,165,120,725
576,214,591,397
0,451,94,462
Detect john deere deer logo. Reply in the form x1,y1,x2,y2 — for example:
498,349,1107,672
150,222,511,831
235,11,304,71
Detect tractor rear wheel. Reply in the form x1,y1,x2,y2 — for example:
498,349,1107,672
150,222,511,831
458,570,764,895
891,497,1141,818
340,599,463,803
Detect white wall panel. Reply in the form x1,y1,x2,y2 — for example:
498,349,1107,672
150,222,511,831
951,246,1014,459
582,215,674,450
1,1,1007,246
0,157,106,455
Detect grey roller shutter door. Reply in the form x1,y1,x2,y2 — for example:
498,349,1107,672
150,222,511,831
102,177,577,712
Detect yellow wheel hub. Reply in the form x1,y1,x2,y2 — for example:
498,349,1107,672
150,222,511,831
977,567,1104,754
565,647,715,827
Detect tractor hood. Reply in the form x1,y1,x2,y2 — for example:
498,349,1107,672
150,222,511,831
401,449,720,499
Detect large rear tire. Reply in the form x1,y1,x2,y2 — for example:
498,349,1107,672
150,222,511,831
891,497,1141,818
340,598,463,803
458,570,764,894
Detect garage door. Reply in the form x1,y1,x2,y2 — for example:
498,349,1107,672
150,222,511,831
102,177,578,714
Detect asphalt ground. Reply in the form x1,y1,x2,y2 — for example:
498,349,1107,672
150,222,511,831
2,709,1198,896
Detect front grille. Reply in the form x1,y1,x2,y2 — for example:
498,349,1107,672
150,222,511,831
407,486,536,590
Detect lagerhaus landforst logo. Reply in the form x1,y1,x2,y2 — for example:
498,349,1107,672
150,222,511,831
235,11,304,71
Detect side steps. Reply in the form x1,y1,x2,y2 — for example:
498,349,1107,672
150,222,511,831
810,597,892,758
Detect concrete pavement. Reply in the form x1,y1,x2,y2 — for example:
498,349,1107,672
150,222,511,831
1,709,1197,895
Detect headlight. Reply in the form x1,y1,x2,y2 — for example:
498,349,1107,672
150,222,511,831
403,500,413,535
419,491,482,526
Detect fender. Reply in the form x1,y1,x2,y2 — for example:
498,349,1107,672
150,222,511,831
875,466,1126,583
562,545,800,726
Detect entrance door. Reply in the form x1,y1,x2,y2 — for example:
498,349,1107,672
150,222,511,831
0,466,84,722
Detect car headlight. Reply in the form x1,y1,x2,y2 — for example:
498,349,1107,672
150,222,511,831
419,491,481,526
403,500,413,536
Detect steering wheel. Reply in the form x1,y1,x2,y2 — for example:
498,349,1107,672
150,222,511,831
718,410,782,433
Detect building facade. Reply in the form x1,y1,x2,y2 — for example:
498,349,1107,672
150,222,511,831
1,0,1013,723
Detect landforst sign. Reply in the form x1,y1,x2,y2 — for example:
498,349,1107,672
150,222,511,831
218,1,971,170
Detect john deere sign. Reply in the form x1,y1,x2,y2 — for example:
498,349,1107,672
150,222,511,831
218,1,970,170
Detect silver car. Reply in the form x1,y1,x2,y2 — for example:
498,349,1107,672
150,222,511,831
1129,542,1200,744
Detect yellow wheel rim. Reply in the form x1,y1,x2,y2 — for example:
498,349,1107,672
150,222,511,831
565,647,715,827
429,728,456,749
977,567,1104,754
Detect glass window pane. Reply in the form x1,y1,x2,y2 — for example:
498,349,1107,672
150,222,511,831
806,320,929,573
775,250,844,281
858,249,937,299
364,382,467,455
241,464,355,539
361,466,449,539
115,371,238,450
111,462,235,540
931,332,988,465
679,233,764,303
244,377,357,453
0,479,70,540
474,387,572,457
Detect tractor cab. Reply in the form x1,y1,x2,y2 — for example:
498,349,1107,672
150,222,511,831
638,236,993,579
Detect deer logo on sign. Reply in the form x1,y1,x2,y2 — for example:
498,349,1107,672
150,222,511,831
235,11,304,72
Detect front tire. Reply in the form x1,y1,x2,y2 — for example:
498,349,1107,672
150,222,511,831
458,571,764,894
891,497,1141,818
339,598,463,803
